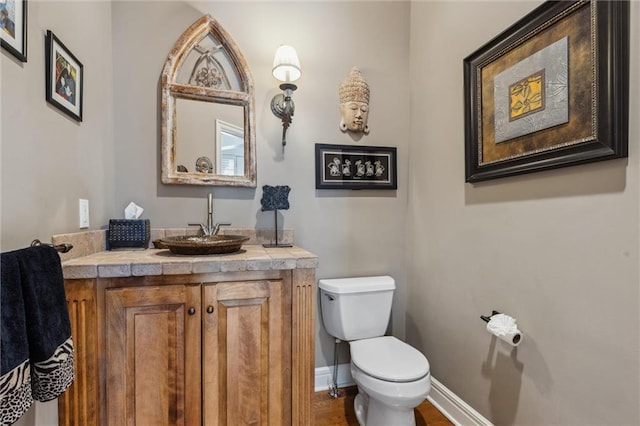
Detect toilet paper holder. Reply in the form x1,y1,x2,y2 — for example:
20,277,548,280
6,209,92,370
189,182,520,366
481,310,523,346
480,310,501,323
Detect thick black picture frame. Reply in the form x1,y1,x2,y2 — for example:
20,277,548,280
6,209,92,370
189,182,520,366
315,143,397,190
0,0,27,62
463,0,629,183
45,30,83,122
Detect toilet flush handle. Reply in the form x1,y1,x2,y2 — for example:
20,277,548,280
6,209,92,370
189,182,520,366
324,293,335,301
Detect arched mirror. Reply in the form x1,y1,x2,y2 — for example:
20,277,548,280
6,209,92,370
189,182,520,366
161,15,256,186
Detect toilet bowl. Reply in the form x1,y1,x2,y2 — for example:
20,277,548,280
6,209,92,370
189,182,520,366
349,336,431,426
318,276,431,426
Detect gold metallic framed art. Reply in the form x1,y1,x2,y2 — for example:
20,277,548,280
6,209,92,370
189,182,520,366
464,0,629,183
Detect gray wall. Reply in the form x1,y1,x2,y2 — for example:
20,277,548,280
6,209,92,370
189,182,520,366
3,1,410,423
1,1,115,251
2,3,115,423
407,1,640,425
2,1,639,425
110,0,411,371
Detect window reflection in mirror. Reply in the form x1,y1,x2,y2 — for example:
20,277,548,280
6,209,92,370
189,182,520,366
216,119,244,176
175,98,244,176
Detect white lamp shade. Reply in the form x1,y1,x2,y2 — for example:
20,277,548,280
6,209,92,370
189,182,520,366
272,45,301,82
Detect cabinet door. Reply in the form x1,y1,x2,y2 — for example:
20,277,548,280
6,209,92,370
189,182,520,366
105,284,201,426
202,280,291,426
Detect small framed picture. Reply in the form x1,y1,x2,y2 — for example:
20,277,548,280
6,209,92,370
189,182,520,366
315,143,397,190
0,0,27,62
45,30,83,122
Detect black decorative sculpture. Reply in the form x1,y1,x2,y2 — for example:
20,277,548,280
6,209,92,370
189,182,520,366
260,185,292,247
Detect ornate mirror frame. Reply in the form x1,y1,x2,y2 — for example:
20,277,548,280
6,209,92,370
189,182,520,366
161,15,256,187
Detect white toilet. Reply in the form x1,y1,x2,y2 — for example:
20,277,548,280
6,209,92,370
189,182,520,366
318,276,431,426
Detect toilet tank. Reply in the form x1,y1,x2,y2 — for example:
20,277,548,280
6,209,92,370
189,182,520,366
318,276,395,341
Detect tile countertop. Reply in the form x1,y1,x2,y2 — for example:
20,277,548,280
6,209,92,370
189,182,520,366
62,245,318,279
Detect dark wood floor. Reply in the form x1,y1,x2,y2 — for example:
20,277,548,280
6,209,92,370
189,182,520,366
314,386,454,426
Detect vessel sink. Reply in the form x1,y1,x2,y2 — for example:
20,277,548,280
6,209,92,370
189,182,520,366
159,235,250,255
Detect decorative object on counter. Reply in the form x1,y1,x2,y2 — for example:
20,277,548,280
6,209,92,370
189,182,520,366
160,14,256,187
108,219,150,250
195,156,213,173
481,310,523,347
339,67,370,134
159,234,249,255
45,30,83,122
261,185,292,248
1,244,75,425
315,143,397,190
464,1,629,182
270,44,301,148
0,0,27,62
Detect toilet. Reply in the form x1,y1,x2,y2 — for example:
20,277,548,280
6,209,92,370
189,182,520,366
318,276,431,426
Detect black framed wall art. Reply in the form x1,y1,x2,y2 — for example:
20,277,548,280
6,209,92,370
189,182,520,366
0,0,27,62
45,30,83,122
315,143,397,190
463,1,629,182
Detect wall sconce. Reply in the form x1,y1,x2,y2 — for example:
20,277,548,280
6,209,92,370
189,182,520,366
270,45,301,147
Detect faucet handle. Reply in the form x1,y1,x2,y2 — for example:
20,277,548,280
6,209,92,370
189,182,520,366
213,223,231,235
188,223,207,235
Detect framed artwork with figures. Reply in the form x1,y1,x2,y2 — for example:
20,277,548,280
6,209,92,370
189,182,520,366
315,143,397,190
45,30,83,122
0,0,27,62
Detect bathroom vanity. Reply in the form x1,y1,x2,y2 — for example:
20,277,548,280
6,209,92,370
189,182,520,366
57,245,317,425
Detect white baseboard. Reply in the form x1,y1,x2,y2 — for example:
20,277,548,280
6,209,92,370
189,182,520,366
425,377,492,426
314,363,354,392
314,366,492,426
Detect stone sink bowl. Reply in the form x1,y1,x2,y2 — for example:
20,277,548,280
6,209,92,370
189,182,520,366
159,235,250,255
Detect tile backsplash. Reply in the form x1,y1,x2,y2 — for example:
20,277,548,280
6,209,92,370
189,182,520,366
52,230,106,261
52,228,294,261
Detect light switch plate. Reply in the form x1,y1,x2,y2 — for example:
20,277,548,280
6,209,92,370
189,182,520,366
79,199,89,228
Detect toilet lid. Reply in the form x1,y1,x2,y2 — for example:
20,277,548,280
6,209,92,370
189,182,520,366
350,336,430,382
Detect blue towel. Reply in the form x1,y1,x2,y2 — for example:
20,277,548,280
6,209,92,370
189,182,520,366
1,245,75,425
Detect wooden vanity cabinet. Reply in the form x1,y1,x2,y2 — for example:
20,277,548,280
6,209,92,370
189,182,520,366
59,269,315,426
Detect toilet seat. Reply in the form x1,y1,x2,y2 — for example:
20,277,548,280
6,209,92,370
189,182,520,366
350,336,429,382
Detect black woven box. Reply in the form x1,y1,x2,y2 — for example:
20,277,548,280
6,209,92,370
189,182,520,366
108,219,150,250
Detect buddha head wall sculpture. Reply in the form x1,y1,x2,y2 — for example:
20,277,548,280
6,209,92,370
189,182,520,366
339,67,370,134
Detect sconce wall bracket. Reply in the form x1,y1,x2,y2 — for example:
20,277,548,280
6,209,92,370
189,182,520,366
271,83,297,146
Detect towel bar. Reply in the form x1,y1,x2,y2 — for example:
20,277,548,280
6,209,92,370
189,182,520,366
31,239,73,253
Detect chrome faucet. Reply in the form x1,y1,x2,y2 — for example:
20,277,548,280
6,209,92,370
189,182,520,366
189,193,230,236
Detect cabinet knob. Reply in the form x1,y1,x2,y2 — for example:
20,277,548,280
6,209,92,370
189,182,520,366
206,306,214,314
188,307,196,315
